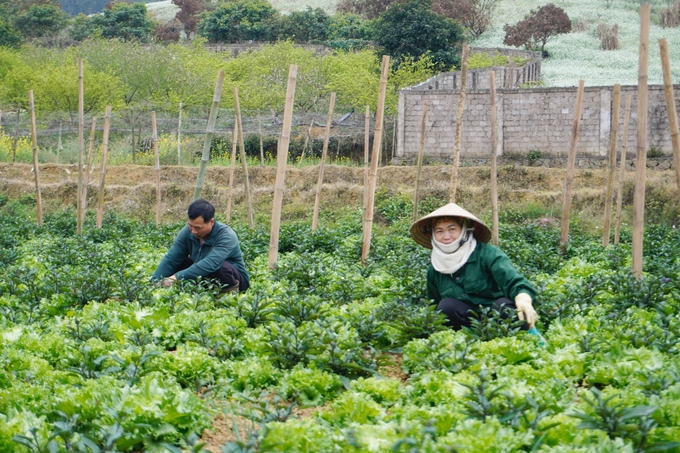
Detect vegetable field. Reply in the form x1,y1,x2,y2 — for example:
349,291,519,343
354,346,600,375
1,199,680,452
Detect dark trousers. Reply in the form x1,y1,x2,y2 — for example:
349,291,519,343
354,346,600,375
177,258,248,291
436,297,529,331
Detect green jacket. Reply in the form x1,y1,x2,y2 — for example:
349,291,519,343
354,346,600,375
152,221,249,284
426,242,535,306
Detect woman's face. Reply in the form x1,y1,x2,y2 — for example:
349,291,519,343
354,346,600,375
433,219,462,244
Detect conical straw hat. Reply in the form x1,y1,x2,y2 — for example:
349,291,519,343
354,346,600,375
409,202,492,249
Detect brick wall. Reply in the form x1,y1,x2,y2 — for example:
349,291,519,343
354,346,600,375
397,84,680,161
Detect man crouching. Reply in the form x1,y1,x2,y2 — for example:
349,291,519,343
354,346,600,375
152,199,249,292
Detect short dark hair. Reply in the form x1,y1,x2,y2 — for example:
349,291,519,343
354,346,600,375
188,199,215,222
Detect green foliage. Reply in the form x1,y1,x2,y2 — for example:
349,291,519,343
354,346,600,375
372,0,465,71
197,0,279,43
13,4,68,39
90,3,154,42
467,50,509,69
277,7,330,43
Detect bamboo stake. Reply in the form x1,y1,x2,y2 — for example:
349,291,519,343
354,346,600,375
659,38,680,202
257,113,264,165
362,55,390,266
312,92,336,230
152,111,161,228
363,106,370,224
450,44,470,203
77,59,84,235
177,102,183,165
226,120,238,223
268,64,298,269
633,4,650,280
28,90,43,226
194,70,225,200
391,117,397,162
560,79,586,249
490,71,499,246
233,86,254,229
130,107,136,164
57,122,62,163
82,117,97,215
299,120,313,166
12,108,19,163
96,106,111,228
602,84,621,247
615,94,632,245
413,101,428,222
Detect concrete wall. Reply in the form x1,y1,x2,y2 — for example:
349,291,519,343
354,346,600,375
397,84,680,161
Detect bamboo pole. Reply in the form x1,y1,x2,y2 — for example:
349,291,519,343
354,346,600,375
257,113,264,165
299,120,313,166
391,117,397,162
233,87,254,229
57,122,62,163
363,106,370,224
615,94,632,245
77,59,85,234
633,4,650,280
152,111,161,228
82,117,97,216
226,120,238,223
312,93,336,231
560,79,586,249
362,55,390,266
96,106,111,228
449,44,470,203
130,107,136,164
12,108,19,163
413,101,428,223
194,70,225,200
28,90,43,226
602,84,621,247
659,38,680,202
177,102,183,165
268,64,298,269
490,71,499,246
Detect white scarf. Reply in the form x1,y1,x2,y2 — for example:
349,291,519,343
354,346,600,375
431,226,477,275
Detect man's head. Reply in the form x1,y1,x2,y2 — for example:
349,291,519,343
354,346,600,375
187,199,215,240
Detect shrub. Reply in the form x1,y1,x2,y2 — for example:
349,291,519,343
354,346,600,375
503,3,571,55
597,23,619,51
659,0,680,28
432,0,501,38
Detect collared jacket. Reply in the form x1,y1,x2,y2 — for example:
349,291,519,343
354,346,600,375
426,241,535,306
152,221,250,284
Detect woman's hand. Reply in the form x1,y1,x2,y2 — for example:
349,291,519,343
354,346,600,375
515,293,538,328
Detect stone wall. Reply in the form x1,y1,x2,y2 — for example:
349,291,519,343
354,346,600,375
396,84,680,161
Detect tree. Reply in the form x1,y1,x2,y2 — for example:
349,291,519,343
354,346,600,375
432,0,500,38
196,0,279,43
90,2,154,42
0,12,22,48
503,3,571,55
277,7,329,43
372,0,465,71
172,0,206,36
13,4,69,39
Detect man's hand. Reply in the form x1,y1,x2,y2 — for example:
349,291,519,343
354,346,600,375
161,275,177,287
515,293,538,328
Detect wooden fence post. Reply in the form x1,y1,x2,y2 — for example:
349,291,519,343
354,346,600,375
177,102,183,165
233,87,254,229
312,93,336,231
602,84,621,246
152,111,161,227
490,71,499,246
194,70,225,200
28,90,43,226
362,55,390,266
226,120,238,223
615,94,632,245
258,113,264,165
96,107,111,228
633,4,650,280
413,101,428,223
77,58,85,234
363,106,370,225
83,117,97,216
560,80,586,250
450,44,470,203
268,65,298,269
659,38,680,203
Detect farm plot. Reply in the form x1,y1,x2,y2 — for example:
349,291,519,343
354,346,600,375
0,201,679,452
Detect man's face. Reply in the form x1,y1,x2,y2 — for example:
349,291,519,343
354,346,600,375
187,216,214,240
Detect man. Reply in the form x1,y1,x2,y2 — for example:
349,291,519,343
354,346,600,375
152,199,249,292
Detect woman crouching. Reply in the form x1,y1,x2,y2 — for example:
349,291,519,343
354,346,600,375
410,203,539,332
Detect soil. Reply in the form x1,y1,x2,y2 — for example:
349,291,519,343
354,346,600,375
2,162,676,225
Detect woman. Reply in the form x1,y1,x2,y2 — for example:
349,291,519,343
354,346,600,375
410,203,539,332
